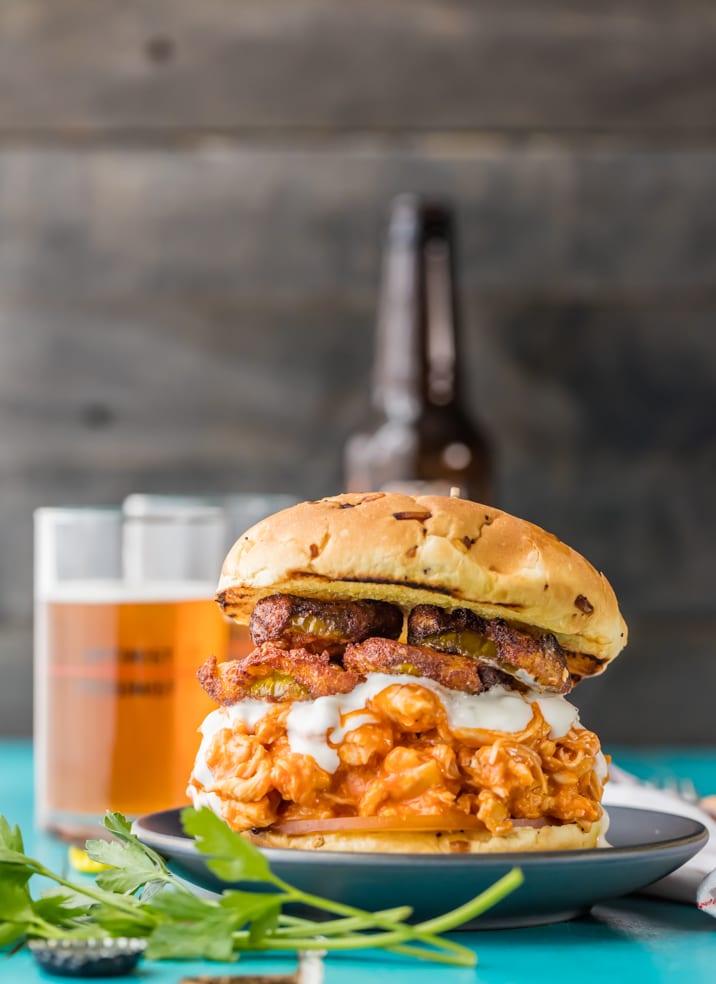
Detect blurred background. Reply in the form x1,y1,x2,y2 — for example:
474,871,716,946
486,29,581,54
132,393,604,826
1,1,714,742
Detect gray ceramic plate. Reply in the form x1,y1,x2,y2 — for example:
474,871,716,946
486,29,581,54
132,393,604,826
134,806,707,929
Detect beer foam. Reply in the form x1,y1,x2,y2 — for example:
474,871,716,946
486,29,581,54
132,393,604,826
37,579,216,604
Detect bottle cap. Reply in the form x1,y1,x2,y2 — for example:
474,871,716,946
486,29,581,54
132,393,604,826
28,937,147,977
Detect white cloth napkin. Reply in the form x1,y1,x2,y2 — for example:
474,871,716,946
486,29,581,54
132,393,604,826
604,767,716,912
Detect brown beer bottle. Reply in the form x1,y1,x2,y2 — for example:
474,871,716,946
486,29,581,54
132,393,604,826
345,195,492,503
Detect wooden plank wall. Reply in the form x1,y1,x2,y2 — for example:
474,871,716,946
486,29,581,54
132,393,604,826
1,1,715,740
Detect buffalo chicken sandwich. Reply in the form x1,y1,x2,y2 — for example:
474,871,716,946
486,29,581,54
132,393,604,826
187,492,627,853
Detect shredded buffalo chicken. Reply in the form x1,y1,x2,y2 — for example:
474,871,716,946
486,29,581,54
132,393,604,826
187,682,605,836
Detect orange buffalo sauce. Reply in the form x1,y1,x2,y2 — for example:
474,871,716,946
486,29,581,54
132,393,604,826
188,683,606,836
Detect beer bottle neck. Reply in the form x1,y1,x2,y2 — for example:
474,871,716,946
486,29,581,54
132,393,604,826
373,198,461,420
423,230,459,407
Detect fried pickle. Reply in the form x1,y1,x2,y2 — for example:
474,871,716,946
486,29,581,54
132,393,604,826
407,605,571,694
250,594,403,654
343,637,514,695
197,643,361,705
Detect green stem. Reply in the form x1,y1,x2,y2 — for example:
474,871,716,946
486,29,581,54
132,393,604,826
240,929,419,952
268,870,499,957
384,943,476,967
269,873,389,920
261,925,473,966
276,913,312,927
226,884,476,966
234,929,474,966
24,861,154,926
270,876,428,935
26,917,69,941
273,906,413,938
392,931,474,959
415,867,524,935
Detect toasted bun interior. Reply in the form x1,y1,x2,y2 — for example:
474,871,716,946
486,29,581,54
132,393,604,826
217,492,627,673
246,820,601,854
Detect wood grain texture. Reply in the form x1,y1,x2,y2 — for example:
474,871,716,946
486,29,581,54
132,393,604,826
471,297,716,615
1,3,715,739
2,146,715,295
1,0,716,134
572,614,716,745
1,145,714,631
3,290,713,616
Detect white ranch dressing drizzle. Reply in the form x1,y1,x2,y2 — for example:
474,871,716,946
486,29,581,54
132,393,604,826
190,786,224,814
192,673,582,777
190,702,268,788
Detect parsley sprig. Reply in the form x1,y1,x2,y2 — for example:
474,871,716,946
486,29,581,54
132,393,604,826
0,809,523,967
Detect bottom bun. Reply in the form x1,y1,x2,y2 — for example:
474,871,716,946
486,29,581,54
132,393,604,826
245,819,602,854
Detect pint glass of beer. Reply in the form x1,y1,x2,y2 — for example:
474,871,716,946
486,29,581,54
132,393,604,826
123,492,299,662
34,505,229,839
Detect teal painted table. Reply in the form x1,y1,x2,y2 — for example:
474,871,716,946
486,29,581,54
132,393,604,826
1,740,714,983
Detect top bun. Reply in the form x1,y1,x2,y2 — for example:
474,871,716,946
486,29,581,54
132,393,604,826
217,492,627,677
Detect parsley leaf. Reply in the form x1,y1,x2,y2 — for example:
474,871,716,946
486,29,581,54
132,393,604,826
31,892,93,926
0,816,33,872
0,864,34,924
0,810,522,968
92,904,155,938
145,910,240,962
247,900,281,944
86,839,164,897
85,811,173,900
180,806,271,882
0,816,25,855
146,889,217,921
219,889,282,943
0,921,26,948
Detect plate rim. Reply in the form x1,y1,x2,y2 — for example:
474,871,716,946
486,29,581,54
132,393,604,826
134,804,708,866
